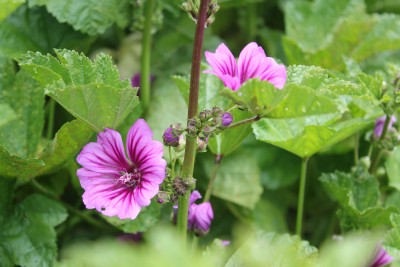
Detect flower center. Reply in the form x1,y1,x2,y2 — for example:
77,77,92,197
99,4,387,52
118,168,141,188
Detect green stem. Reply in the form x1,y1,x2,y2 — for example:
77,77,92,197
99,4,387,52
204,155,223,202
177,0,210,241
227,115,260,130
369,115,392,174
31,179,113,230
140,0,155,112
296,157,309,237
46,99,56,139
354,132,359,165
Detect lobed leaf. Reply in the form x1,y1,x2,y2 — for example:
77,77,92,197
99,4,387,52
18,50,139,132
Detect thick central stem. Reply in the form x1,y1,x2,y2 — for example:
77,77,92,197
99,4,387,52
296,157,309,237
140,0,155,112
177,0,210,240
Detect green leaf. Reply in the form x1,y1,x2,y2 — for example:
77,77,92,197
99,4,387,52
227,198,287,233
386,146,400,191
221,79,339,118
29,0,132,35
384,213,400,264
284,0,365,53
18,50,139,132
0,193,67,267
0,5,93,58
0,147,44,179
173,69,230,112
0,0,24,21
203,149,263,209
253,117,370,158
34,120,94,177
318,232,381,267
0,57,44,157
284,0,400,70
102,201,161,233
208,109,253,156
225,232,318,267
320,170,396,230
320,171,379,211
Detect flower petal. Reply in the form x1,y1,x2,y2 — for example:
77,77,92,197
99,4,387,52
76,168,117,190
77,128,130,174
237,42,266,83
126,119,153,165
204,43,237,79
220,74,241,91
134,181,159,206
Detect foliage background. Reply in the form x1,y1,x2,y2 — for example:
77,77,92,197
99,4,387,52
1,0,400,266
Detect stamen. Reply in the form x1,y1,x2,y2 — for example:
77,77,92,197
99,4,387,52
118,169,141,188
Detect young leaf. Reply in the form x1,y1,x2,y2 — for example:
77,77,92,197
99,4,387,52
28,0,132,35
18,50,139,132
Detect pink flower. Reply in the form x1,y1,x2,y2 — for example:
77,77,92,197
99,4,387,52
187,191,214,236
76,119,166,220
370,246,393,267
204,42,287,91
374,115,397,138
173,190,214,236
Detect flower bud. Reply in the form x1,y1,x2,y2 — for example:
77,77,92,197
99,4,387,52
157,191,170,204
162,127,180,147
221,112,233,127
197,137,208,152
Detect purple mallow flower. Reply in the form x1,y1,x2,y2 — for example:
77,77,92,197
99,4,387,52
130,73,155,97
173,190,214,236
204,42,287,91
370,246,393,267
76,119,166,220
221,112,233,127
374,115,397,138
187,190,214,236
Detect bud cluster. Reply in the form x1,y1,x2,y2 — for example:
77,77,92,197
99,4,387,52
181,0,220,27
157,176,196,204
162,107,233,152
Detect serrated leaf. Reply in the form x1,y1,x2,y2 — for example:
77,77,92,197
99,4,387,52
0,193,67,267
204,149,263,209
102,201,161,233
253,117,370,158
320,171,380,210
0,5,93,58
225,232,318,267
386,146,400,191
208,109,253,156
18,50,139,132
29,0,132,35
320,170,397,230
